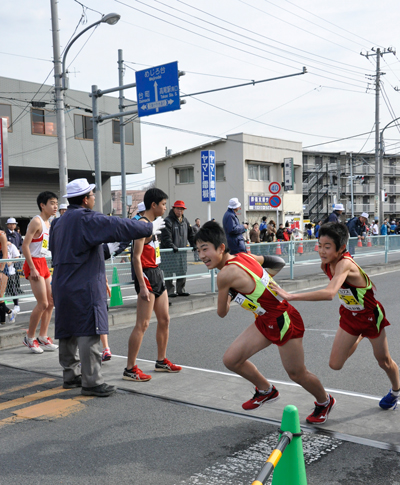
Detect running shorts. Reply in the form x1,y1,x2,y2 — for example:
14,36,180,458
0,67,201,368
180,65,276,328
23,257,51,280
255,304,305,346
339,303,390,339
134,266,166,298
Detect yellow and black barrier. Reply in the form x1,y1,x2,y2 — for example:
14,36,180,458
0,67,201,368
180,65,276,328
251,404,307,485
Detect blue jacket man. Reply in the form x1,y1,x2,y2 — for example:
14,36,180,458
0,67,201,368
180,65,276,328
49,179,161,397
327,203,344,223
347,212,368,255
222,198,248,254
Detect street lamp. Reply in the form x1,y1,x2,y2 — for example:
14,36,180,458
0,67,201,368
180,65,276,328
50,0,120,205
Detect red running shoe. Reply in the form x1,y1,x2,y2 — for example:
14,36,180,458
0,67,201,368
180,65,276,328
306,395,336,424
102,347,112,362
242,386,280,410
123,365,152,382
154,358,182,373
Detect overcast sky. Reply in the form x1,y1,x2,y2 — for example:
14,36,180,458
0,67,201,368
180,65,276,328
2,0,400,190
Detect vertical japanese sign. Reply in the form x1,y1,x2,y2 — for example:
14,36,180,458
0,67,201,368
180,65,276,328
284,157,294,191
0,118,9,188
201,150,216,202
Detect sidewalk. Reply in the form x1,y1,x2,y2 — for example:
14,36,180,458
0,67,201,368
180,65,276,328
2,259,400,351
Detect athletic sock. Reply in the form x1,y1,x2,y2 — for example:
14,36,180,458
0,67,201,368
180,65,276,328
156,359,165,364
259,385,273,395
391,389,400,396
27,337,35,344
316,395,330,407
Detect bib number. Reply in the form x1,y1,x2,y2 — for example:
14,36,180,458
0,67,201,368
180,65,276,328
154,238,161,265
233,293,266,316
261,269,283,301
40,235,50,257
338,288,364,311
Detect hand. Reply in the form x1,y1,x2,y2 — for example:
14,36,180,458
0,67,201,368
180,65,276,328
152,216,165,235
139,286,151,302
30,266,40,281
172,246,179,253
107,242,120,255
243,223,248,229
269,282,292,300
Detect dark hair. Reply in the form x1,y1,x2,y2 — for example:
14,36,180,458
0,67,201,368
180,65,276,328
318,222,348,251
68,192,91,206
194,221,230,253
262,216,267,221
143,188,168,210
37,191,58,211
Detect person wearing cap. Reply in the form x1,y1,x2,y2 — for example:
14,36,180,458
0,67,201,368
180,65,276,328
347,212,369,256
133,201,146,220
327,203,345,223
160,200,195,297
6,217,23,252
222,198,248,255
58,204,68,216
49,178,165,397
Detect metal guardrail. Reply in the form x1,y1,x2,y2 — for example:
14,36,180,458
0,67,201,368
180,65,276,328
2,235,400,302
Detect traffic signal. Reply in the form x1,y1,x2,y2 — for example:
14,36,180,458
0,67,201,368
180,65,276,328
385,192,388,202
355,175,365,184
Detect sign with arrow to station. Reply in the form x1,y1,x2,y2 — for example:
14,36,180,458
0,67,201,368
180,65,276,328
135,61,180,117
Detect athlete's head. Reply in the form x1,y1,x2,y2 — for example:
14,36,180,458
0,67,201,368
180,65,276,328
195,221,230,269
37,191,58,212
143,188,168,215
318,222,348,264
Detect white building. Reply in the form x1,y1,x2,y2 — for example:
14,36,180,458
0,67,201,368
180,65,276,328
149,133,303,227
0,75,141,231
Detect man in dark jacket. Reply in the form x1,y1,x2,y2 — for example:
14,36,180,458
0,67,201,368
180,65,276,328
6,217,23,251
327,203,344,223
222,198,248,254
50,178,163,397
160,200,195,297
347,212,368,255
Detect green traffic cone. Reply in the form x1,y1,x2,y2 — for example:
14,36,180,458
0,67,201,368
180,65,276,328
110,266,123,307
272,405,307,485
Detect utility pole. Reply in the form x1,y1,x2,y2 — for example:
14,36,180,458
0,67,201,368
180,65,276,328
118,49,127,218
361,47,395,224
50,0,68,204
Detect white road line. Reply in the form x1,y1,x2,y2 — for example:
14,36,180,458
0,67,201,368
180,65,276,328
112,355,381,401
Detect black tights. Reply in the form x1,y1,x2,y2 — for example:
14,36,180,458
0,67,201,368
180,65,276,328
0,302,12,324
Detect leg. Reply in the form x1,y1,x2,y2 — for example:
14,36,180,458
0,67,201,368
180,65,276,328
165,279,175,296
279,338,327,403
27,276,49,338
369,329,400,390
126,292,155,369
77,335,104,388
153,290,170,361
38,277,54,338
329,327,360,370
59,336,81,382
100,334,109,349
176,277,187,295
222,322,273,390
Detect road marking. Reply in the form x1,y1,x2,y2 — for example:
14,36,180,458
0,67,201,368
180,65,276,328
111,355,381,402
0,377,55,397
0,386,69,411
12,397,85,420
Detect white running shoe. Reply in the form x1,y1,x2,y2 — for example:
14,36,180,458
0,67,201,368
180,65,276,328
37,336,58,351
23,335,44,354
8,310,16,324
13,305,21,314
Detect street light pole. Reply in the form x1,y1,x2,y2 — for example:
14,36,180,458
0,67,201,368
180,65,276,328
50,0,120,206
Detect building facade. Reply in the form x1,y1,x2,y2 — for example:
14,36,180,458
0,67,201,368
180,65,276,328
149,133,303,227
0,75,141,231
303,150,400,222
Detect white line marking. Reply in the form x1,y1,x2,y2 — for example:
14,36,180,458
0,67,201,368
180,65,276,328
112,355,381,401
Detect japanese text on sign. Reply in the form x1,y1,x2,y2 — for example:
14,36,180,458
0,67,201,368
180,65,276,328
201,150,216,202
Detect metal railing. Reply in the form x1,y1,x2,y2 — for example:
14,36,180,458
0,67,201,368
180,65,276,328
2,235,400,302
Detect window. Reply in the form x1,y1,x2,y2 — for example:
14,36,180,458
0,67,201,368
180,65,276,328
175,167,194,184
315,156,322,167
362,195,370,204
248,163,270,181
74,114,93,140
31,109,57,136
389,195,396,204
112,120,134,144
216,163,225,181
0,104,12,132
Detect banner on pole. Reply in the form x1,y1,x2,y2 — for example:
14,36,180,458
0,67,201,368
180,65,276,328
201,150,216,202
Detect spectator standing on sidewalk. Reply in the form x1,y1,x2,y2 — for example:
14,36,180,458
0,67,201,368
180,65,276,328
249,223,260,243
347,212,368,256
5,218,23,251
160,200,195,298
222,198,248,254
49,178,162,397
6,241,21,314
192,218,201,261
327,204,344,223
59,204,68,216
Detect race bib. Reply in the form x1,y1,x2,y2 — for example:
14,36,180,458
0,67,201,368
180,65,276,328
338,288,364,311
260,269,283,301
40,234,50,257
154,238,161,265
233,293,266,316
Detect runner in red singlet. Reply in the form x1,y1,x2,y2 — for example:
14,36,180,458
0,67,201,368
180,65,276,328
271,222,400,411
195,221,334,425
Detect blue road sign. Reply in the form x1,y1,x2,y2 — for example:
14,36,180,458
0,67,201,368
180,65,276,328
135,61,180,118
269,195,282,208
201,150,216,202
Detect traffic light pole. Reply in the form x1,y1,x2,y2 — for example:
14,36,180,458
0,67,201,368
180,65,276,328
350,153,354,218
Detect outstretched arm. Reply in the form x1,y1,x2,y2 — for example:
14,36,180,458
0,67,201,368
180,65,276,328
252,254,285,276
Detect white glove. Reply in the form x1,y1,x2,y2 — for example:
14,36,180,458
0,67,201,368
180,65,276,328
152,216,166,235
107,242,120,255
